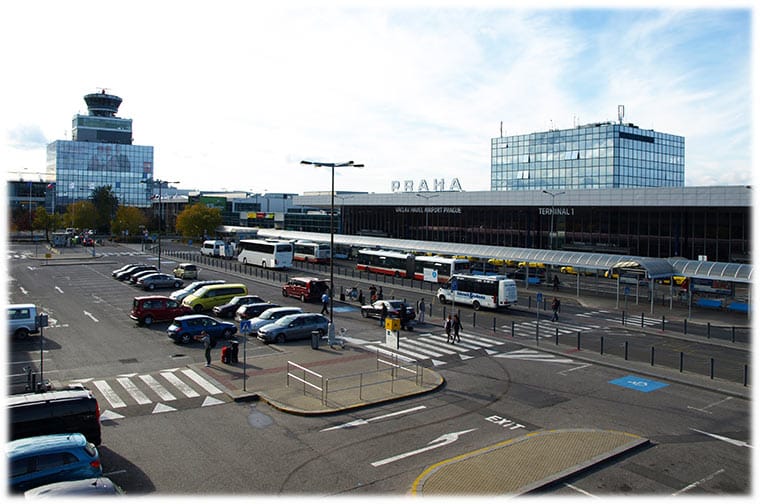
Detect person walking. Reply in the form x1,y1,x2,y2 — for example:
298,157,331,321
196,330,212,367
551,297,560,322
377,286,384,300
320,291,330,315
380,302,388,327
417,298,426,323
358,289,365,305
444,315,452,343
452,313,461,343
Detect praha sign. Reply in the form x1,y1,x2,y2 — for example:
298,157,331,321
391,178,463,193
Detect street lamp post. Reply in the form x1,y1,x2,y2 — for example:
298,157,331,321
141,178,179,270
416,193,439,240
542,190,565,250
300,160,364,344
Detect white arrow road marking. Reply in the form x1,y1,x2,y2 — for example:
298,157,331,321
83,311,99,322
152,403,177,414
100,410,125,421
202,396,225,407
55,286,64,294
19,286,29,295
690,428,752,448
371,428,477,467
321,405,427,432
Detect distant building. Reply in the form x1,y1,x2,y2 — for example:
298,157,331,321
491,118,684,191
46,90,154,209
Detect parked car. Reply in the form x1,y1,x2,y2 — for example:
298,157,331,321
8,303,41,339
7,433,103,493
112,263,146,278
281,277,329,302
166,314,237,345
8,386,102,446
246,306,303,334
234,302,280,322
360,299,416,322
169,280,226,303
114,264,155,281
257,313,329,344
136,273,184,291
130,295,193,326
24,476,125,497
128,268,160,284
181,283,248,313
212,295,267,318
173,263,199,280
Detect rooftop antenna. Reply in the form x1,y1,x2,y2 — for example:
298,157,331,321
618,104,625,125
500,121,503,137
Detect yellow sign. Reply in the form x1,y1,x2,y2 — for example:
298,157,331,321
385,318,401,331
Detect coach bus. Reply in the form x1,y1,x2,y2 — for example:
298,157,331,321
293,241,331,263
236,239,293,269
356,249,471,283
436,274,518,310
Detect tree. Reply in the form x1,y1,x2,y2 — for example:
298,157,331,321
90,185,119,233
111,206,148,241
32,207,64,242
64,201,98,231
176,203,222,240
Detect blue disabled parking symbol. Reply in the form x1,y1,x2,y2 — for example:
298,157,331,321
609,375,669,393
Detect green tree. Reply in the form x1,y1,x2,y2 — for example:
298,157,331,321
64,201,98,231
111,206,148,241
176,203,222,240
32,207,64,242
90,185,119,233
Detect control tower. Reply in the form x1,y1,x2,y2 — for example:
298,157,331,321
72,89,133,144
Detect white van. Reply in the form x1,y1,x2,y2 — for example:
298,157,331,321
200,240,227,257
8,304,44,339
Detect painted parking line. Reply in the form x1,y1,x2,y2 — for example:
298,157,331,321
609,375,668,392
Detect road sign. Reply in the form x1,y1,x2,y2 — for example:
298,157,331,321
240,319,252,334
536,292,543,303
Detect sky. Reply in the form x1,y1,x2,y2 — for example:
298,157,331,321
1,0,755,195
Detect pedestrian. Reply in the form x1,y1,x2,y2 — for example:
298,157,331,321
358,289,365,305
320,291,330,315
380,302,388,327
551,297,560,322
196,330,212,367
444,314,452,343
452,313,461,343
553,275,560,292
417,298,426,323
369,285,377,302
377,286,384,300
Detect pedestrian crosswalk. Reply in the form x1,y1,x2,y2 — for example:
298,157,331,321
67,368,228,419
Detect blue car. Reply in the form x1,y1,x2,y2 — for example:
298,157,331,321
7,433,102,493
166,314,237,345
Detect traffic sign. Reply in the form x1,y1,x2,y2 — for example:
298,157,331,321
240,320,252,334
536,292,543,303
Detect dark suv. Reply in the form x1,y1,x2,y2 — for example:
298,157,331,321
281,277,329,302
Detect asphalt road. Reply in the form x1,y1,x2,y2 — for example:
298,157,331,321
6,241,751,496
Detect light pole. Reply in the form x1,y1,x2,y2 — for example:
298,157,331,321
416,193,439,240
141,178,179,270
542,190,565,250
300,160,364,343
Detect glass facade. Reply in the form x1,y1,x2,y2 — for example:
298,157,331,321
491,123,684,190
46,140,154,208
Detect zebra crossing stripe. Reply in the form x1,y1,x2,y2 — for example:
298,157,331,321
496,349,575,364
182,369,223,395
140,374,177,401
425,335,482,351
116,377,151,405
161,372,200,398
93,380,126,408
393,342,438,360
406,338,456,355
365,344,417,362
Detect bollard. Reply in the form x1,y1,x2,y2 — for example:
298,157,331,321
443,306,447,320
622,311,626,326
662,315,665,332
473,311,476,327
528,297,531,309
555,327,559,346
683,318,687,335
576,331,581,350
600,336,604,355
707,322,711,339
710,357,715,380
641,312,644,328
535,322,539,344
744,365,748,387
650,346,655,366
493,317,496,333
624,341,629,360
679,352,684,372
511,320,515,338
732,326,736,343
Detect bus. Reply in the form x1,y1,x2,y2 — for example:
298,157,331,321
293,241,331,264
236,239,293,269
356,249,471,283
436,274,518,310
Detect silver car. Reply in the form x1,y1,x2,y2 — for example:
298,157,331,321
257,313,329,344
137,273,184,291
169,280,225,302
247,307,303,334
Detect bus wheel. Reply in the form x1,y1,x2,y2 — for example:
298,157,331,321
472,300,481,311
243,258,248,265
262,261,267,269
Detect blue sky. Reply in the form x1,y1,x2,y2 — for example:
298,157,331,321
1,1,754,194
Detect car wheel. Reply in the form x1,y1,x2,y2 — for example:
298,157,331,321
300,294,306,302
262,261,267,269
276,334,285,344
282,289,289,297
438,294,447,304
143,316,153,326
361,309,368,318
148,283,155,291
180,333,192,344
243,258,248,265
14,328,29,340
193,304,204,313
174,281,181,288
472,300,481,311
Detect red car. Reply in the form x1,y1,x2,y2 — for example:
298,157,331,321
130,296,193,326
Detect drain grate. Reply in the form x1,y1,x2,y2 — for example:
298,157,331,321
119,358,138,364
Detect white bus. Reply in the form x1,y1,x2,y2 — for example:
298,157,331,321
236,239,293,269
436,274,518,310
293,241,331,264
356,249,471,283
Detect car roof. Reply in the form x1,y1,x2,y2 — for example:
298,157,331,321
8,303,36,310
24,477,123,497
173,314,213,321
7,433,88,455
134,295,173,301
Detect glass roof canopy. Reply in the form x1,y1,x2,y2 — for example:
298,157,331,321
254,229,752,284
